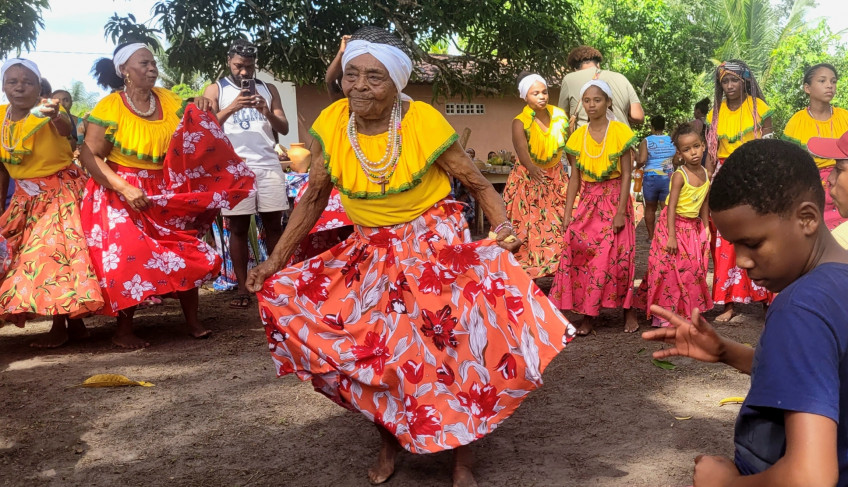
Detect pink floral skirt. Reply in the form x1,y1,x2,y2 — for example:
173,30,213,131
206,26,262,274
549,178,635,316
80,106,256,315
632,208,712,318
257,200,575,454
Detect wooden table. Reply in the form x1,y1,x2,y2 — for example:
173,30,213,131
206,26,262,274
474,170,511,236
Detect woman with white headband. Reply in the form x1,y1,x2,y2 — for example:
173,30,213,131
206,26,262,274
549,79,639,335
246,26,575,486
78,42,255,348
0,58,104,347
503,72,569,279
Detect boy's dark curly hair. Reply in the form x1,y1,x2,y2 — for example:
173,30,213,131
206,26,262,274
709,139,824,216
566,46,603,71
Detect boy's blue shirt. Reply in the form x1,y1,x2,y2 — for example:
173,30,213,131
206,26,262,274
734,262,848,485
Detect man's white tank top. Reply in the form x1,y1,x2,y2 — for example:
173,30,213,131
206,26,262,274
217,77,278,170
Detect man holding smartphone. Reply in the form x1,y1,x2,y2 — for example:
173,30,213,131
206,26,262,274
203,39,290,309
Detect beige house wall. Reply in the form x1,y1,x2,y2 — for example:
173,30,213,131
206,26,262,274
293,84,562,158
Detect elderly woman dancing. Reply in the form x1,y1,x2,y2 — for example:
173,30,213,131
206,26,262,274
79,43,255,348
503,72,569,278
0,58,104,347
247,27,575,487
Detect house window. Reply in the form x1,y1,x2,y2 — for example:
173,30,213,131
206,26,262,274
445,103,485,115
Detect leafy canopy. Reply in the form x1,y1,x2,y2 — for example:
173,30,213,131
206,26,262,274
0,0,49,54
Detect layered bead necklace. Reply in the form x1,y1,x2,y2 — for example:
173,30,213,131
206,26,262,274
125,89,157,118
347,96,403,195
0,110,24,153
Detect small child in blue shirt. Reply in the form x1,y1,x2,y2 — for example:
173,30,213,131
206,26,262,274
643,138,848,486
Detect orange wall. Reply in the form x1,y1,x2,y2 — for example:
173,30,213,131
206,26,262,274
294,84,561,158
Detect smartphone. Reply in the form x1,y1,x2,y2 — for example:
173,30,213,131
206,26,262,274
240,78,256,96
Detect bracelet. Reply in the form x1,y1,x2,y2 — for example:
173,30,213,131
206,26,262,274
492,221,513,234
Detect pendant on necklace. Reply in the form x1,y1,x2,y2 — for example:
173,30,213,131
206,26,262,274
380,177,387,195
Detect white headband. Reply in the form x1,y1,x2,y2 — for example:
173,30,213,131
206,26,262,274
579,79,613,100
113,43,150,78
518,74,546,100
1,58,41,84
342,39,413,93
579,80,616,121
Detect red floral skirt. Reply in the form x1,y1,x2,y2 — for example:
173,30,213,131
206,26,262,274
0,166,104,325
502,163,569,278
80,106,256,315
632,208,712,317
821,166,847,230
258,200,575,454
549,178,635,316
710,158,771,305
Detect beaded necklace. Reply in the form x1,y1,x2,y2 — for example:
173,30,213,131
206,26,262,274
124,89,157,118
0,110,24,153
347,96,403,195
582,120,611,159
807,105,834,137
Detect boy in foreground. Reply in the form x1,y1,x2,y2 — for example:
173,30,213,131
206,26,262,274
643,139,848,486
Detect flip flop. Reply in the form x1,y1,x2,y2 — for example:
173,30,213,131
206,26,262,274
229,294,251,309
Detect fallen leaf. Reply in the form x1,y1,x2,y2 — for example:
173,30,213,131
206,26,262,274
652,359,677,370
674,416,693,420
636,347,646,355
75,374,154,388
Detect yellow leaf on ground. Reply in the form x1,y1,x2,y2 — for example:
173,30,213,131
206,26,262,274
76,374,154,388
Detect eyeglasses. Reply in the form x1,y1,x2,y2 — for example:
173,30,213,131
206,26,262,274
229,45,258,57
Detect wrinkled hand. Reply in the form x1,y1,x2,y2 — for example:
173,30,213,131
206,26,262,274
120,184,150,212
39,98,61,120
495,228,522,253
191,96,214,112
642,306,725,363
246,258,282,293
693,455,739,487
665,236,678,255
612,211,625,233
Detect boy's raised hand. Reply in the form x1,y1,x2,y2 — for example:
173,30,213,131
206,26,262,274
642,306,725,363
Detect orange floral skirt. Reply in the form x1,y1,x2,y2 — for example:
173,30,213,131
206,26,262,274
0,166,104,326
257,200,575,453
502,163,569,278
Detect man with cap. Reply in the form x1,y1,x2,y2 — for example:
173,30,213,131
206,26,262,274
203,39,290,309
810,130,848,246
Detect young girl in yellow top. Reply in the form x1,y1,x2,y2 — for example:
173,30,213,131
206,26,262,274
503,73,569,278
549,79,637,335
706,60,773,321
784,63,848,230
0,58,104,347
627,123,712,328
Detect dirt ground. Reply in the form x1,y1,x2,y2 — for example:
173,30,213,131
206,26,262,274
0,223,764,487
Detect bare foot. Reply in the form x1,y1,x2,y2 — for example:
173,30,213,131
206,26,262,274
30,326,69,348
575,316,595,336
112,332,150,349
453,446,478,487
624,309,639,333
368,427,400,484
715,303,735,323
67,318,90,340
187,321,211,339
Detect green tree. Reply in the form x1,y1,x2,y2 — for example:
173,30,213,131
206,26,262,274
65,80,100,118
103,0,579,99
0,0,49,54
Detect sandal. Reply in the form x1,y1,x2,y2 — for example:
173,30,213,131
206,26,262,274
229,294,251,309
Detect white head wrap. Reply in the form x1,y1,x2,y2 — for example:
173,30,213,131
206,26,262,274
1,58,41,84
579,79,616,121
518,74,546,100
341,39,413,93
113,43,150,78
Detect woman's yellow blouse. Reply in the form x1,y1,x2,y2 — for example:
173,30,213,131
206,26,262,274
86,87,182,170
0,105,73,179
515,104,568,168
706,98,772,160
564,121,636,182
310,98,457,227
784,107,848,168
